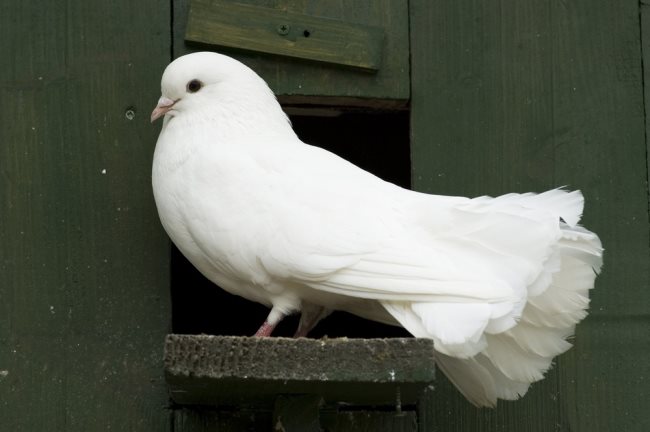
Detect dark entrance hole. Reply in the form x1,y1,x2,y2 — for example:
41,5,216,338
171,110,411,338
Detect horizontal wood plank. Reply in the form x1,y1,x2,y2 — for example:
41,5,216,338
186,0,384,71
165,335,435,406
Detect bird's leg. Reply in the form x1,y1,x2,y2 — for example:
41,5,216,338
294,304,332,338
293,318,315,338
253,307,285,337
254,321,277,337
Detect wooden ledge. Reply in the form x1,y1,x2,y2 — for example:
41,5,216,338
164,334,435,406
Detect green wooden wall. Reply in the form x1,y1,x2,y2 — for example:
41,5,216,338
411,1,650,431
2,0,650,431
0,0,172,429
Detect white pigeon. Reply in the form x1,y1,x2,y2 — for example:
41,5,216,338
150,52,602,407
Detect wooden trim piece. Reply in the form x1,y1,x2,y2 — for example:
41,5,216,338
185,0,384,72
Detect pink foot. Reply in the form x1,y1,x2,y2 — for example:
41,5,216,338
254,321,276,337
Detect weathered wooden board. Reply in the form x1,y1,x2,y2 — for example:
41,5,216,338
411,0,650,431
174,0,409,107
185,0,384,71
0,0,172,430
165,335,435,406
167,336,425,430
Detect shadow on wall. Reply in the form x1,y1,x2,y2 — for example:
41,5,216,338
171,111,411,338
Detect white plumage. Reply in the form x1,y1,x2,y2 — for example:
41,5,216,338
150,52,602,407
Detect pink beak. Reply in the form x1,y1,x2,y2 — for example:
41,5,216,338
150,96,176,123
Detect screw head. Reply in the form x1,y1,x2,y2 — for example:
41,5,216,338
277,23,290,35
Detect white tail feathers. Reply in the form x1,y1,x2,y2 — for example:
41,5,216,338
522,188,584,227
433,352,498,407
382,189,602,407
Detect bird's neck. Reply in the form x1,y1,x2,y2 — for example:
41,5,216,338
192,83,297,142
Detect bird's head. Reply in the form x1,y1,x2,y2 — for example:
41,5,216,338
150,51,285,127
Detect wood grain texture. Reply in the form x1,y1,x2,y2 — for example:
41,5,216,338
643,2,650,217
0,0,172,430
411,1,650,431
174,0,409,106
186,0,384,71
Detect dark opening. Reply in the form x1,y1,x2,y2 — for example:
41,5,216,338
171,110,411,338
303,29,311,37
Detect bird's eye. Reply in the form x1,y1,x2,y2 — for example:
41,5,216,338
187,79,203,93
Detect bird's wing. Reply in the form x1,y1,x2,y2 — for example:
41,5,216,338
252,143,518,305
260,226,517,304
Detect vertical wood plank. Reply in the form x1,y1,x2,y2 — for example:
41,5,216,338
411,1,650,431
642,1,650,223
0,0,172,429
